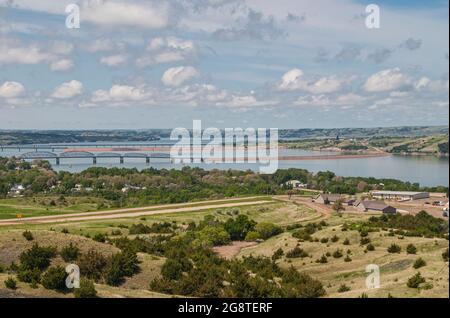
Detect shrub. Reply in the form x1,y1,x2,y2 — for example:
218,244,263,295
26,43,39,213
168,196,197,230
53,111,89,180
245,231,260,242
272,248,284,261
338,284,351,293
74,278,97,298
104,249,140,286
224,215,256,240
19,244,56,271
128,223,151,234
343,238,350,245
413,258,426,269
387,244,401,253
286,247,309,259
406,244,417,255
196,226,231,246
17,268,41,284
255,223,283,240
22,231,34,241
161,259,187,280
344,255,352,262
366,244,375,251
332,249,343,258
78,249,107,282
41,266,67,291
61,228,69,234
407,272,425,288
93,233,107,243
330,235,339,243
4,277,17,290
60,243,79,262
442,248,449,262
317,255,327,264
360,237,371,245
320,237,329,244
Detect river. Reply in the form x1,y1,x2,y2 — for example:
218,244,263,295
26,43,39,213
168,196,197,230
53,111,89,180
0,142,448,187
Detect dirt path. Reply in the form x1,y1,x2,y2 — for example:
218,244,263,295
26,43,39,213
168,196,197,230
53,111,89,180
274,195,334,219
212,241,258,260
0,200,271,226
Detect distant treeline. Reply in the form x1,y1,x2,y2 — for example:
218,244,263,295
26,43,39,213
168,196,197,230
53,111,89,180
0,158,447,208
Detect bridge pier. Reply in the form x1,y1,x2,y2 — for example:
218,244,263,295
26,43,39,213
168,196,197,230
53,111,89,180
146,157,150,164
56,158,60,165
120,156,124,164
93,157,97,165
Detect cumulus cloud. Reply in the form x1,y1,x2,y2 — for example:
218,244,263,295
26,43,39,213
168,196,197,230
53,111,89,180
136,37,196,67
50,59,74,71
162,66,200,87
363,68,411,92
90,85,147,104
82,1,170,29
100,54,127,67
51,80,83,99
0,81,25,98
278,68,346,94
415,77,449,92
0,38,53,64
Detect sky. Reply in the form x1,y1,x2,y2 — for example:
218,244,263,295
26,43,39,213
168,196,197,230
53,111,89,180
0,0,448,130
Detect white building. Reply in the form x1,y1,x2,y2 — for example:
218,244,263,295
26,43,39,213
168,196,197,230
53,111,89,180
371,191,430,201
285,180,307,189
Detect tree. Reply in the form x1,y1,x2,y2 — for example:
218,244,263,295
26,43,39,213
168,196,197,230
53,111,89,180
413,258,426,269
19,244,56,271
78,249,107,282
255,223,283,240
74,278,97,298
387,244,401,253
224,215,256,241
407,272,425,288
22,231,34,241
41,266,67,291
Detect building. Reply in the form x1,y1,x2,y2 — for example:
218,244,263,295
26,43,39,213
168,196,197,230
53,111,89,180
371,191,429,201
314,194,343,204
355,200,397,214
9,184,25,196
285,180,307,189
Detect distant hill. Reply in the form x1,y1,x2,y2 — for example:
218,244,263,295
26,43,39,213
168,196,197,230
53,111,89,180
0,126,448,145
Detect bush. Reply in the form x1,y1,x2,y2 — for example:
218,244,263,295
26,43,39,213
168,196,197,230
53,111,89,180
245,231,260,242
360,237,371,245
320,237,329,244
255,223,283,240
407,272,425,288
19,244,56,271
406,244,417,255
343,238,350,245
128,223,151,235
104,249,140,286
196,226,231,246
330,235,339,243
271,248,284,261
344,255,352,262
17,268,41,284
413,258,426,269
41,266,67,291
74,278,97,298
338,284,351,293
78,249,107,282
93,233,107,243
332,249,343,258
22,231,34,241
4,277,17,290
442,248,449,262
317,255,328,263
60,243,80,262
387,244,401,253
224,215,257,240
286,247,309,259
366,243,375,251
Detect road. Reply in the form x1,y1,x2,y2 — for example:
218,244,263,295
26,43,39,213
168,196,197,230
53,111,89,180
0,197,271,226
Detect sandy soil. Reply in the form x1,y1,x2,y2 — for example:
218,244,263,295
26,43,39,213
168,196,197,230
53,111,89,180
212,241,258,260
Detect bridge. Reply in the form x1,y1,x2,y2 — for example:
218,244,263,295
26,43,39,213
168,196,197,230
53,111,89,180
19,151,172,165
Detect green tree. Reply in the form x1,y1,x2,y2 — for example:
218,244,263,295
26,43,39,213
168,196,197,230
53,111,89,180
41,266,67,291
74,278,97,298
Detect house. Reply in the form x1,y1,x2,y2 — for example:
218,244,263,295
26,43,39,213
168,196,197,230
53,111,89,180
9,184,25,196
371,191,429,201
285,180,307,189
355,200,397,214
314,194,343,204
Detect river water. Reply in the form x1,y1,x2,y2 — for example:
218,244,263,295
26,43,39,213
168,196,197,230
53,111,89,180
0,142,448,187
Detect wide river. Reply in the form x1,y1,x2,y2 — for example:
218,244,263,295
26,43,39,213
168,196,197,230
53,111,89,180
1,142,448,187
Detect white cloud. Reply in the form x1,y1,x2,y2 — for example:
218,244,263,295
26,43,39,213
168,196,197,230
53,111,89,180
136,37,196,67
51,80,83,99
0,38,53,64
0,81,25,98
91,85,147,103
50,41,74,55
278,68,345,94
83,1,170,29
364,68,411,92
50,59,74,71
415,77,449,92
100,54,127,67
162,66,199,87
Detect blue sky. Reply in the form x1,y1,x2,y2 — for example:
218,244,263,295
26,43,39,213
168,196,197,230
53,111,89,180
0,0,448,129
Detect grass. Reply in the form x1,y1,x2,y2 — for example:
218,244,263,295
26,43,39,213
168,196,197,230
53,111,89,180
0,199,448,298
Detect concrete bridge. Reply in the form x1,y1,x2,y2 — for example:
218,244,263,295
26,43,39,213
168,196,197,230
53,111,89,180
0,143,178,152
19,151,172,165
